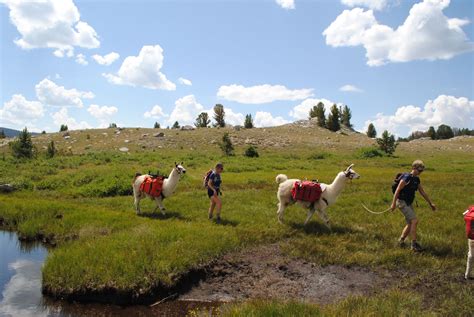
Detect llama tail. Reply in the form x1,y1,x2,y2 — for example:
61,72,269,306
276,174,288,184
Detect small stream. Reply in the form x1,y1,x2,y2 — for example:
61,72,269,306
0,230,220,317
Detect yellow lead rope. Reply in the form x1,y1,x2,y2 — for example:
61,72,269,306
361,203,392,214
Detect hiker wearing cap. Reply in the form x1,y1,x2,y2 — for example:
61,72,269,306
206,163,224,224
391,160,436,252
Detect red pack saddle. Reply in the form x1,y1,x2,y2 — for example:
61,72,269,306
140,176,165,197
291,181,322,203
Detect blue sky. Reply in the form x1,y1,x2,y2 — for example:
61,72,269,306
0,0,473,136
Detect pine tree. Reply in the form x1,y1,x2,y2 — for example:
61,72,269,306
213,104,226,128
195,112,211,128
108,123,117,128
427,126,436,140
376,130,398,155
309,102,326,127
172,121,180,129
46,140,56,158
244,114,254,129
10,127,35,159
326,104,341,132
59,124,68,132
0,129,5,139
219,132,234,156
340,105,352,128
366,123,377,138
436,124,454,139
154,122,161,129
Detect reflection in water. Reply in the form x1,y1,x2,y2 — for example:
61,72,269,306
0,231,221,317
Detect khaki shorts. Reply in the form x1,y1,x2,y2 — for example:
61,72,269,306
397,199,417,224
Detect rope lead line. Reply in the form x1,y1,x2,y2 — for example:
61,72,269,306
361,203,391,214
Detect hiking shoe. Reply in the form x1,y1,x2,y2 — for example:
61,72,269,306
208,213,213,220
398,238,407,248
411,241,423,252
216,216,221,224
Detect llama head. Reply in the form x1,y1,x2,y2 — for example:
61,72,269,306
174,161,186,175
344,164,360,180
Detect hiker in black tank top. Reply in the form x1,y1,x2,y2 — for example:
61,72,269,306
391,160,436,252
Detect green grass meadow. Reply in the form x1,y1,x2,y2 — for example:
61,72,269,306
0,137,473,315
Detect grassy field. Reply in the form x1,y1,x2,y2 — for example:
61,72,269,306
0,125,473,315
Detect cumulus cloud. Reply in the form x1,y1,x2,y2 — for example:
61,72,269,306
178,77,192,86
103,45,176,90
167,95,205,125
1,0,100,57
340,84,363,92
323,0,474,66
92,52,120,66
217,84,313,104
254,111,289,127
75,53,88,65
52,107,92,130
87,104,118,128
276,0,295,10
0,94,44,128
0,260,50,317
222,108,245,126
35,78,94,108
341,0,388,10
364,95,474,136
144,105,167,119
289,98,337,120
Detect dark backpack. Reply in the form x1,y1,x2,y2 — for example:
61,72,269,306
203,169,213,188
391,173,410,193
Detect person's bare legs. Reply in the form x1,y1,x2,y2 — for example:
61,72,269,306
213,196,222,222
409,218,418,241
209,200,216,219
399,224,411,247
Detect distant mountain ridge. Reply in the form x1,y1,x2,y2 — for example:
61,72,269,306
0,127,40,138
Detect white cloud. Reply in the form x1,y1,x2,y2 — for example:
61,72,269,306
0,260,50,317
341,0,388,10
222,108,245,126
103,45,175,90
35,78,94,108
217,84,313,104
254,111,289,127
178,77,192,86
276,0,295,10
324,0,474,66
289,98,337,120
0,94,44,128
364,95,474,136
52,107,92,130
340,84,363,92
75,53,88,65
1,0,100,57
167,95,204,125
87,104,118,128
144,105,167,119
92,52,120,66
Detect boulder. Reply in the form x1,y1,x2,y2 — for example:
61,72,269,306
119,147,129,152
181,125,195,131
0,184,15,193
154,132,165,137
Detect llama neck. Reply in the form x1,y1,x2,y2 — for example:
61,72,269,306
326,172,347,198
163,168,180,196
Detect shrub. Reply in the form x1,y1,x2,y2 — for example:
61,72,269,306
10,128,35,159
357,147,384,158
220,132,234,156
376,130,398,155
244,146,259,158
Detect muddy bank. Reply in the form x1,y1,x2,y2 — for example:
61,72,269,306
180,243,390,304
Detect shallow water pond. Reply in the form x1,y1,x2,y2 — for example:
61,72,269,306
0,230,219,317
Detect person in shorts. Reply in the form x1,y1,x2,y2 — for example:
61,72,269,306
391,160,436,252
207,163,223,224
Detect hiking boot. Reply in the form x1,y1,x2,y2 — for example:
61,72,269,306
208,213,213,220
411,241,423,252
398,238,407,248
216,216,221,224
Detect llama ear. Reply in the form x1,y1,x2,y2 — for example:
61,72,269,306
174,161,177,166
345,164,354,172
181,161,184,165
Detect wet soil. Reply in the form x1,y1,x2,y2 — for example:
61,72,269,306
180,243,389,304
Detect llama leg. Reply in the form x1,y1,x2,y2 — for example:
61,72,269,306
277,201,286,223
316,208,331,229
304,208,315,226
134,190,142,214
155,197,166,215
